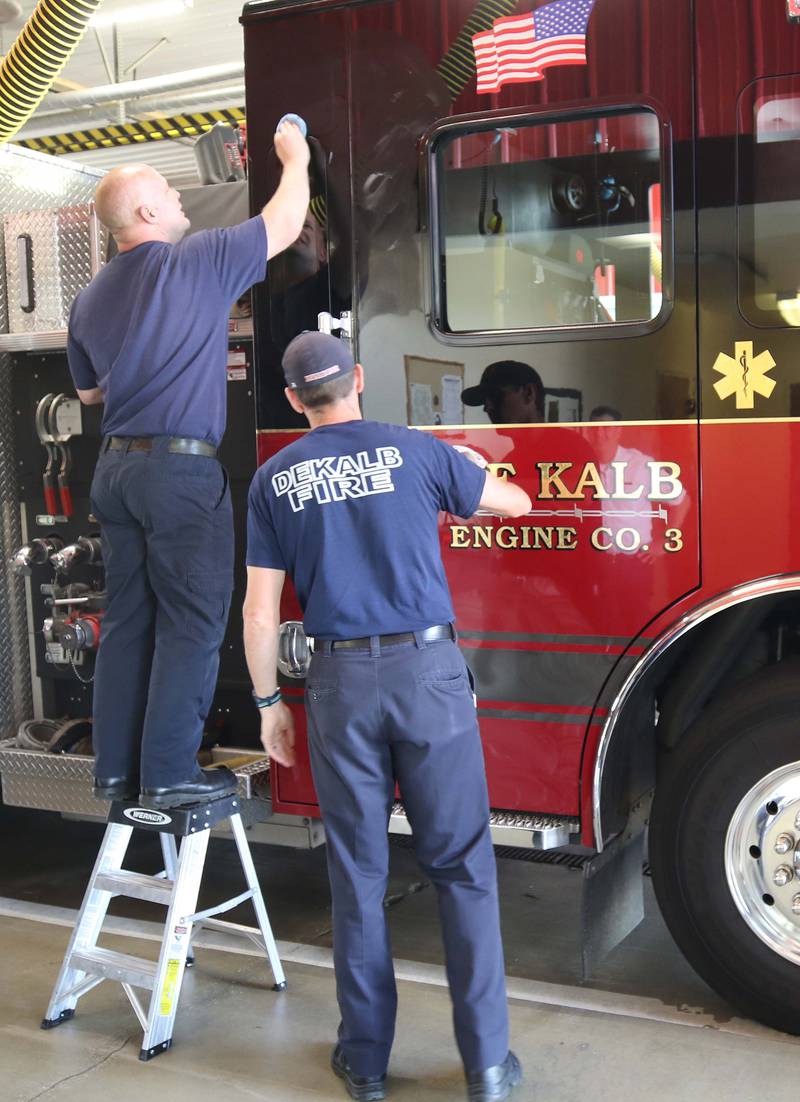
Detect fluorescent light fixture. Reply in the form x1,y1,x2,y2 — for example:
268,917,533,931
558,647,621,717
91,0,193,28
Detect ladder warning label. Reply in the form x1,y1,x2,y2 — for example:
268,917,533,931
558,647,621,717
160,958,181,1015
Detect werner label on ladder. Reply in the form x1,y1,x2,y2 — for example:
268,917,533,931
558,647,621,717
41,792,286,1062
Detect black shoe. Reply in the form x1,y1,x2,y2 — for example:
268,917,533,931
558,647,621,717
93,776,139,801
331,1045,387,1101
466,1052,522,1102
139,767,238,809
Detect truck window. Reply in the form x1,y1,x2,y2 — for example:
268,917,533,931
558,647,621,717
738,74,800,328
431,107,666,337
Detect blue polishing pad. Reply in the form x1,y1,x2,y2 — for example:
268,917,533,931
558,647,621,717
276,113,308,138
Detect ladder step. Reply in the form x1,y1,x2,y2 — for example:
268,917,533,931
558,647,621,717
70,947,159,989
95,870,174,904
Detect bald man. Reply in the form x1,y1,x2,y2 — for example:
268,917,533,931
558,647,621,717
67,121,309,809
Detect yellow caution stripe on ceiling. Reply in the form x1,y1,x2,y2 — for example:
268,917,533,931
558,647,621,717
18,106,245,154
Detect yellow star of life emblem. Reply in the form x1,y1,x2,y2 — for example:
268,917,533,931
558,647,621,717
712,341,776,410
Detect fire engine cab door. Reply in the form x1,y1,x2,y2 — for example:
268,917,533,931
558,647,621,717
243,0,701,822
695,2,800,595
352,4,700,822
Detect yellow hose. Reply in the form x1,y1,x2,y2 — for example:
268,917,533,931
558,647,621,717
650,242,662,283
0,0,103,144
437,0,519,101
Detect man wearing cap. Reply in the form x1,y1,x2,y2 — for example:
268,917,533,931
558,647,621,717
462,361,544,425
243,332,531,1102
67,120,309,808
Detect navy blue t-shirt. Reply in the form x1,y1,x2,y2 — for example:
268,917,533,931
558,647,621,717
67,217,267,446
246,420,486,638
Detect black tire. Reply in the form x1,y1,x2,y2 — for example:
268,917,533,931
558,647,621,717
650,660,800,1033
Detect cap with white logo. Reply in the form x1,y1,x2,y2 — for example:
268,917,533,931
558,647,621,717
282,331,356,390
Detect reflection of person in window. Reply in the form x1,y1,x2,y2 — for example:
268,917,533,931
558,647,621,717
270,136,351,353
461,361,544,425
269,207,333,350
589,405,621,423
460,360,597,631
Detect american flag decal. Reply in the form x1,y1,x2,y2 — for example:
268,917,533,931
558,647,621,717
472,0,596,94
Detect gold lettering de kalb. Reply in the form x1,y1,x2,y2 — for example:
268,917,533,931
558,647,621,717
448,460,686,555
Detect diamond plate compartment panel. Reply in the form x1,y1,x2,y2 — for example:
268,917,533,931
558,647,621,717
0,751,97,817
0,147,105,336
0,146,103,337
0,747,270,821
0,147,105,741
4,204,103,334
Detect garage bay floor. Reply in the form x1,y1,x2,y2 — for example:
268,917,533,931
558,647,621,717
1,805,798,1101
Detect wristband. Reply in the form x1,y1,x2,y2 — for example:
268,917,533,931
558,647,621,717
253,688,282,709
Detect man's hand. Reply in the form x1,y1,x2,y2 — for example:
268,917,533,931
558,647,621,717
453,444,488,469
259,701,296,768
274,120,310,170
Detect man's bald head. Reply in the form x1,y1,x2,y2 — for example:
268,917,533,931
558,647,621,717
95,164,190,247
95,165,162,233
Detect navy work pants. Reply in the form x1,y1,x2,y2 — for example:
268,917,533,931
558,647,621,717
89,438,233,787
305,636,509,1078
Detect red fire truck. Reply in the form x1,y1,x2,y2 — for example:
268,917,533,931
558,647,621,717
238,0,800,1035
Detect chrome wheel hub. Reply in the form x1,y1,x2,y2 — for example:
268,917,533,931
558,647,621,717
725,762,800,965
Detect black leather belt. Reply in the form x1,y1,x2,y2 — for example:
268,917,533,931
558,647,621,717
329,624,455,650
105,436,217,458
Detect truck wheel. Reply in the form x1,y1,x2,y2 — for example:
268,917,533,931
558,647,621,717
649,661,800,1033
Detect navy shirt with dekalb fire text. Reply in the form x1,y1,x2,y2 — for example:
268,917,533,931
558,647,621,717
246,420,486,639
67,217,267,447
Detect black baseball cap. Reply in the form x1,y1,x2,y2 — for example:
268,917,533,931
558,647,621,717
282,331,355,390
461,361,543,406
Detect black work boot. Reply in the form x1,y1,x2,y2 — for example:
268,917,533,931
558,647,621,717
140,766,238,809
466,1051,522,1102
331,1044,387,1101
93,776,139,801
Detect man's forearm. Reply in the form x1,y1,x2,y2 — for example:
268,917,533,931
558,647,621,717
243,614,281,697
262,161,310,258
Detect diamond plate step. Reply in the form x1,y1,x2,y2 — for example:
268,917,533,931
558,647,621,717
0,746,269,817
389,803,579,850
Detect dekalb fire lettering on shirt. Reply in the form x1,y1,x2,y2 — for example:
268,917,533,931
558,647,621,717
247,421,484,637
272,447,404,512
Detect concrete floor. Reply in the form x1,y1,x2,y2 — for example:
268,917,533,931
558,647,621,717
2,804,800,1101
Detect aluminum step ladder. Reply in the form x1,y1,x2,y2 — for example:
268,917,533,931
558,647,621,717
41,793,286,1061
